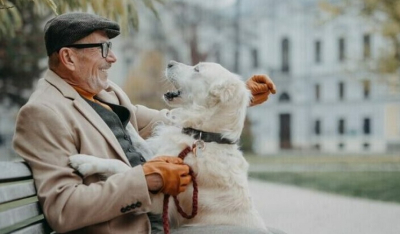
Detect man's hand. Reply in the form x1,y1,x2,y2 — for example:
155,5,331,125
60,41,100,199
143,156,191,196
149,156,183,164
246,74,277,106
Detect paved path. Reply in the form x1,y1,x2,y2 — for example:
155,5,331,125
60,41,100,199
249,179,400,234
250,164,400,172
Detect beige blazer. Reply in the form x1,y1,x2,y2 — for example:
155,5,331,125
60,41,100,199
13,69,169,234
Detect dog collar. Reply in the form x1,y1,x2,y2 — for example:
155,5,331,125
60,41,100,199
182,127,237,145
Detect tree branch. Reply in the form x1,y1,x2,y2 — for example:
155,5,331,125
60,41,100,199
0,5,13,9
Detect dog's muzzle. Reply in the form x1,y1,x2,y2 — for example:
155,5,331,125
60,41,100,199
164,90,181,101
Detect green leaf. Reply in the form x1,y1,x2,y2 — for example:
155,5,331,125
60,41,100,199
44,0,58,15
127,2,139,31
142,0,160,20
0,1,22,39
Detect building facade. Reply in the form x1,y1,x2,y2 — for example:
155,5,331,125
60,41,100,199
239,0,400,155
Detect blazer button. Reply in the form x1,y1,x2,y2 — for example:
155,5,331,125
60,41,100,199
125,206,131,211
130,203,136,209
140,156,146,162
120,207,126,213
136,201,142,208
124,135,129,140
128,148,133,152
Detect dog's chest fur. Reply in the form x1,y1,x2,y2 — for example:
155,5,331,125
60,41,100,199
146,124,265,228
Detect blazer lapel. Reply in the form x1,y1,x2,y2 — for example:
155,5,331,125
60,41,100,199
73,100,130,165
44,70,130,165
96,85,139,130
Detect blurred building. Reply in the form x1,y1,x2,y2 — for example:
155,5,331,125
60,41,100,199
237,0,400,155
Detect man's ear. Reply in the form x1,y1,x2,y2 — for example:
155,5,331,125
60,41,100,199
58,48,77,71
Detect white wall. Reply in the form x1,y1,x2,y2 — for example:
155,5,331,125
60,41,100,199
245,0,400,155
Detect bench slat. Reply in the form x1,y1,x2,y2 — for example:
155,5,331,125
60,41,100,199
0,162,32,182
0,180,36,204
0,162,52,234
0,215,49,234
11,221,47,234
0,202,41,229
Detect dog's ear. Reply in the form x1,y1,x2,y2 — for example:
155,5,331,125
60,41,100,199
209,80,242,104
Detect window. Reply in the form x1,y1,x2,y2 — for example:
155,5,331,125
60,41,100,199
281,38,290,73
363,34,371,59
279,92,291,102
315,40,322,63
251,48,259,68
315,84,320,101
338,118,345,135
363,80,370,99
315,120,321,135
339,37,345,61
363,118,371,135
339,82,345,100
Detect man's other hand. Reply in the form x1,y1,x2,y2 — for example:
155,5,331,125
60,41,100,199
246,74,277,106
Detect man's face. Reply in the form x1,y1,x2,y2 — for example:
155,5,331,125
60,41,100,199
72,31,117,94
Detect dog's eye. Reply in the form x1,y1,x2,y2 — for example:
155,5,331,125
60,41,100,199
194,66,200,72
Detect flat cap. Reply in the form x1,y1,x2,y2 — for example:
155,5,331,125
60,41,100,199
44,12,120,56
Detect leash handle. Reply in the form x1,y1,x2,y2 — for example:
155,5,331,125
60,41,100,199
162,145,199,234
178,145,192,159
163,194,171,234
173,168,198,219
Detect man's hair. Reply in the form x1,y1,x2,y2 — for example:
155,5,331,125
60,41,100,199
48,53,60,70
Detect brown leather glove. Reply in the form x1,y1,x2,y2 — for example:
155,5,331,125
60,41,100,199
246,74,277,106
143,156,191,196
149,156,183,164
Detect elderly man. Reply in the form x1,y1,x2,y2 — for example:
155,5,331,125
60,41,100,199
13,12,276,234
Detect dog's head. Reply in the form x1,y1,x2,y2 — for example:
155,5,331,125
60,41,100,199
163,61,251,141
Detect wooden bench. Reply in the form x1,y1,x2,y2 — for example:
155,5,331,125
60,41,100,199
0,161,52,234
0,161,285,234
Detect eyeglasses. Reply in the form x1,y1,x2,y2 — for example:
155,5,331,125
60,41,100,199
63,42,112,58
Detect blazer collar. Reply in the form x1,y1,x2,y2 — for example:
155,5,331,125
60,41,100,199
44,69,120,104
43,69,131,165
44,69,79,100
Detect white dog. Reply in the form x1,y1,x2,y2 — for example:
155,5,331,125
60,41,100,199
70,61,266,230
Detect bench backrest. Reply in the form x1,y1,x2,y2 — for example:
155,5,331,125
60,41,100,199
0,161,52,234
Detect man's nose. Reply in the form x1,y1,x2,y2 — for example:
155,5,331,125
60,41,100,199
106,50,117,63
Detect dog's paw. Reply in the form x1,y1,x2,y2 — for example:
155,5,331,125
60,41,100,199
70,154,131,178
69,154,101,177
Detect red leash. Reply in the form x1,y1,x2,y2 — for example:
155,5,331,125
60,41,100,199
162,144,198,234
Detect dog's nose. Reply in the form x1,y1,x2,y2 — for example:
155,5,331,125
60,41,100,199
168,60,178,68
